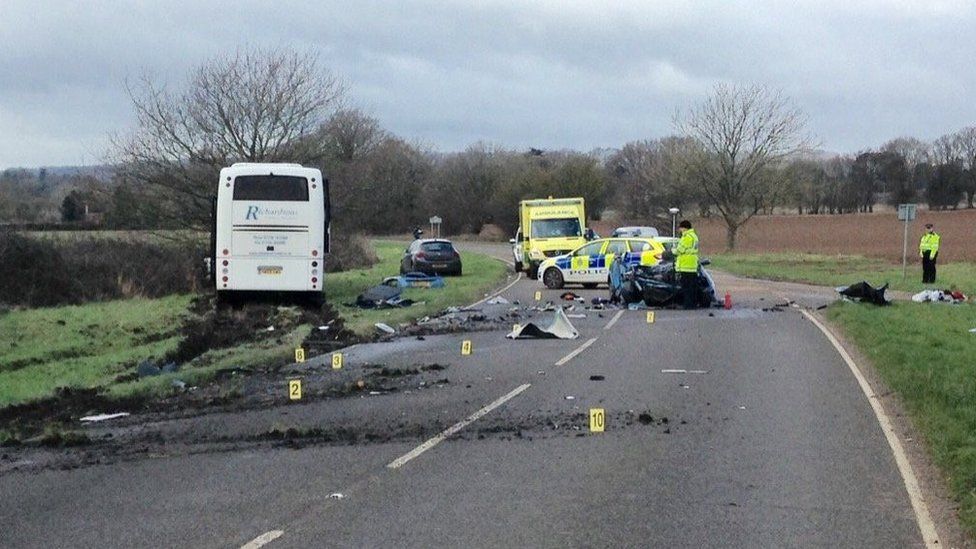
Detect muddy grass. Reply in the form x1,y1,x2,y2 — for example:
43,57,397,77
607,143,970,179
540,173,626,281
0,295,360,444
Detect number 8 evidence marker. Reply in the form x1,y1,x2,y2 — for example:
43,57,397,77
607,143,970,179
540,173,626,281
295,348,306,363
646,311,655,324
589,408,605,433
534,290,541,301
288,380,302,400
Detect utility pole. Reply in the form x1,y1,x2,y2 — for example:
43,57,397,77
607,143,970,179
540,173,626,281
898,204,916,280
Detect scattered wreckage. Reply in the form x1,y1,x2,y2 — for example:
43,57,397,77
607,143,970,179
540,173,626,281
608,257,720,308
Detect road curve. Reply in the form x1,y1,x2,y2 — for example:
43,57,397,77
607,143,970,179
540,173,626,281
0,243,926,548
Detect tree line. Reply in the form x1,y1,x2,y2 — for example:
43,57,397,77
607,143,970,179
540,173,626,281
3,47,974,249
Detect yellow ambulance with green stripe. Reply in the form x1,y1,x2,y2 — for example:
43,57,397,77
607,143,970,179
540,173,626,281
512,197,588,278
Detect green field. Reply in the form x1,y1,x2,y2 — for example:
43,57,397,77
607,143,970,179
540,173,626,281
828,301,976,532
710,253,976,295
0,241,508,407
0,295,191,407
327,241,509,334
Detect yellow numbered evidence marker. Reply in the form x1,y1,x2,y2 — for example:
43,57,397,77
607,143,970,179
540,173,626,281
288,379,302,400
331,352,343,370
589,408,606,433
461,340,473,356
295,348,306,363
534,290,541,301
646,311,655,324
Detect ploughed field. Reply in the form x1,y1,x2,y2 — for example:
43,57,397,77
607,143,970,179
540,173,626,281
691,209,976,261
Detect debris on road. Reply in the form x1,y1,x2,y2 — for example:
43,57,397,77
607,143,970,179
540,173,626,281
486,296,510,305
836,281,891,306
79,412,130,423
589,375,605,381
375,323,396,335
565,395,575,400
328,493,345,499
506,308,579,340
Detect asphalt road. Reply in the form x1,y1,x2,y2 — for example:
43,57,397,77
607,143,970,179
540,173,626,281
0,243,925,548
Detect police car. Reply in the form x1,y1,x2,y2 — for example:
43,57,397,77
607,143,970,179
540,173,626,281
537,237,666,289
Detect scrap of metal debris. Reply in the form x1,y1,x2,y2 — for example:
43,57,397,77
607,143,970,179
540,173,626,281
328,493,345,499
506,308,579,340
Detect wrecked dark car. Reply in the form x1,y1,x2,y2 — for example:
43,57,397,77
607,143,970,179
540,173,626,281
609,256,719,308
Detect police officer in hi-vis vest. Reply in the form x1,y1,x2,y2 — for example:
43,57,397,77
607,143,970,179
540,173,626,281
674,220,700,309
919,223,941,284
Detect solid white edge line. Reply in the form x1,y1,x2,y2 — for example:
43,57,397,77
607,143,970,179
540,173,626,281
603,310,625,330
801,310,939,548
387,383,532,469
241,530,284,549
554,337,599,366
470,271,522,307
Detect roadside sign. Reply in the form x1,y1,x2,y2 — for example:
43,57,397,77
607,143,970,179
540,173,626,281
288,380,302,400
331,353,343,370
294,348,306,363
429,215,443,238
589,408,605,432
897,203,917,221
461,340,473,355
646,311,655,324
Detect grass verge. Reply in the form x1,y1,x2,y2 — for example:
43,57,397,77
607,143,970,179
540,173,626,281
710,252,976,295
326,241,509,335
0,242,507,407
827,301,976,533
0,295,191,407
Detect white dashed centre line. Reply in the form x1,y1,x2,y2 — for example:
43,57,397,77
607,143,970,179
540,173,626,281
387,383,532,469
554,337,598,366
603,310,625,330
240,530,284,549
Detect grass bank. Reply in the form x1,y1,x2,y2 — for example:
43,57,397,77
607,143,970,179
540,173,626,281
0,242,508,407
327,241,509,335
710,253,976,295
827,301,976,532
0,295,191,407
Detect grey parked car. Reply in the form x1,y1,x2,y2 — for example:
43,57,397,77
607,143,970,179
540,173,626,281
401,239,462,276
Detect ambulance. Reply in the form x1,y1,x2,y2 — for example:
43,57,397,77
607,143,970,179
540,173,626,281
511,197,588,278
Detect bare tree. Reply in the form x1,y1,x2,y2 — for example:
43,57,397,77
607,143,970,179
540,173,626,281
954,126,976,208
675,84,813,249
321,108,388,162
110,47,344,229
606,137,697,228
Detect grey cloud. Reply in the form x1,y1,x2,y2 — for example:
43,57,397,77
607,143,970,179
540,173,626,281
1,0,975,167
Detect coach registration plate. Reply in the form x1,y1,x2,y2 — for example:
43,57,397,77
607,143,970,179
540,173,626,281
258,266,283,275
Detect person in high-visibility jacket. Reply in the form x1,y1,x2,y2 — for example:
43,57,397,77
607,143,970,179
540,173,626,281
674,220,700,309
919,223,941,284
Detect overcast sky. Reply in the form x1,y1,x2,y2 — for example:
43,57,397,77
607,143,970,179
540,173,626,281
1,0,974,168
